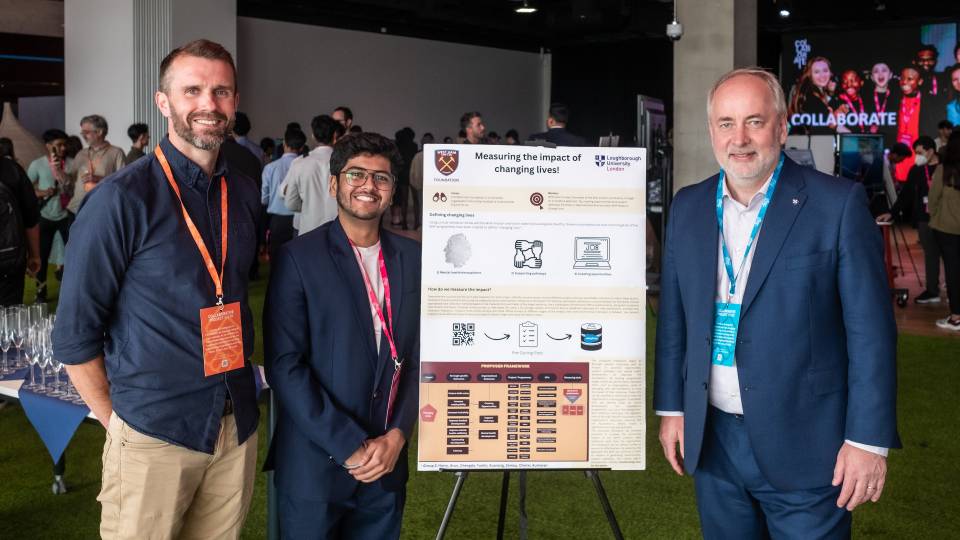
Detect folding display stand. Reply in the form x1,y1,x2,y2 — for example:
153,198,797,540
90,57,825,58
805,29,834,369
435,470,624,540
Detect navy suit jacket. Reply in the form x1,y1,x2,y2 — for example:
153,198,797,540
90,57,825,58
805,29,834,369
653,156,900,491
528,127,588,147
264,218,421,501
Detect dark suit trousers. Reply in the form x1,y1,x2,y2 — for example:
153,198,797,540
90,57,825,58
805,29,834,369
694,407,850,540
38,216,70,285
933,229,960,314
267,214,295,264
278,483,406,540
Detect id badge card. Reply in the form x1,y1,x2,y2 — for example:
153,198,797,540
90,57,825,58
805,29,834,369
711,302,741,367
200,302,245,377
382,358,404,428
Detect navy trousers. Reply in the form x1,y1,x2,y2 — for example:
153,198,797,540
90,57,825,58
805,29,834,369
694,407,851,540
278,483,406,540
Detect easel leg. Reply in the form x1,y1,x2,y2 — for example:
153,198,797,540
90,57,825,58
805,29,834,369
585,470,624,540
496,472,510,540
436,471,469,540
890,223,905,276
895,225,923,287
518,471,528,540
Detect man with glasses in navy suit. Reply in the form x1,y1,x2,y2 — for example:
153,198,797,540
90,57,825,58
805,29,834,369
264,132,421,539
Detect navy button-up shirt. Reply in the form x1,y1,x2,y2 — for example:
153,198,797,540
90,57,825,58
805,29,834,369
53,136,260,453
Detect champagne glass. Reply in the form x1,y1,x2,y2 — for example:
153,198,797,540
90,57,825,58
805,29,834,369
22,326,39,389
11,305,26,370
64,368,84,404
48,348,65,398
29,303,47,325
0,309,11,375
26,304,47,368
36,328,49,393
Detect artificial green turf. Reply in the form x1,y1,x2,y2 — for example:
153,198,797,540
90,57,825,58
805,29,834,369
1,269,958,538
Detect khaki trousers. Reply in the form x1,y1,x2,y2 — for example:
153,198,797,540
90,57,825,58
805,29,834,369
98,411,258,540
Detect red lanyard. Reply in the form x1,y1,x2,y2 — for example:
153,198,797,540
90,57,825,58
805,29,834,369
842,94,863,116
352,241,403,428
351,242,400,369
899,95,919,130
874,91,888,114
154,146,229,304
924,165,931,187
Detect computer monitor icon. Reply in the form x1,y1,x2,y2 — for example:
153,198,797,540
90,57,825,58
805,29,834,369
573,237,611,269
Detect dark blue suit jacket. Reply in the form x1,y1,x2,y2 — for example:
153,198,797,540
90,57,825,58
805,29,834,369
528,127,588,147
654,156,900,491
264,218,421,501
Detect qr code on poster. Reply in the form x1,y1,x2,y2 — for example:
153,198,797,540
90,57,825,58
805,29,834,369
452,323,475,346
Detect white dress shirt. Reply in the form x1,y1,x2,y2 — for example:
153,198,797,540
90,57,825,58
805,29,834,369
657,173,887,456
282,145,338,235
354,242,384,352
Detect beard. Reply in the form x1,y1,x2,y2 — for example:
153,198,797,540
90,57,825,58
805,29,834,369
169,103,232,151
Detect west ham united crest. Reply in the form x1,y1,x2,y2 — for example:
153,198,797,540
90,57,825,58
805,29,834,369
435,149,459,176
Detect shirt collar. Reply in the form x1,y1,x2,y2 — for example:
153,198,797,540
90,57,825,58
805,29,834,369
309,145,333,156
722,172,773,210
158,135,228,188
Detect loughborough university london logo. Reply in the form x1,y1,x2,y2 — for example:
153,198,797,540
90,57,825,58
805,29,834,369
595,154,606,167
435,149,459,176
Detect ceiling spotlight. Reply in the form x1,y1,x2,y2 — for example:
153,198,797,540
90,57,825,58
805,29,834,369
779,8,790,18
515,1,537,14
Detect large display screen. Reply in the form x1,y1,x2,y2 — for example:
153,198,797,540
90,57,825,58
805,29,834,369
781,22,959,179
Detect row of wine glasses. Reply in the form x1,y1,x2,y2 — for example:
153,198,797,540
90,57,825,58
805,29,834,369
0,304,84,404
22,314,83,403
1,303,45,375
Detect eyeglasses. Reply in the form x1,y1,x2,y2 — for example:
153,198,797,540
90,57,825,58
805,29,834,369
341,167,395,190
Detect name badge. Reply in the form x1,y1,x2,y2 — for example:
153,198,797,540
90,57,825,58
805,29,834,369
200,302,245,377
711,302,741,367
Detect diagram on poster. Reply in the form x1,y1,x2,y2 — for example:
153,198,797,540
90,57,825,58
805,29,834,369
418,144,646,471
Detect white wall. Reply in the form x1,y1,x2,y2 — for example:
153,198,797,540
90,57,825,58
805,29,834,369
64,0,134,143
172,0,236,61
236,17,545,143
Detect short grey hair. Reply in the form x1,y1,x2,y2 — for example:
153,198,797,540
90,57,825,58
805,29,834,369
80,114,109,135
707,67,787,120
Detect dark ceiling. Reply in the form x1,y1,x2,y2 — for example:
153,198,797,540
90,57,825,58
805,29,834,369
238,0,960,52
238,0,676,50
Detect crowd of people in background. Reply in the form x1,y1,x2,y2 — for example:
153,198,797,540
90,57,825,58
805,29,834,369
0,34,954,540
782,40,960,331
3,42,956,331
0,95,589,308
887,125,960,331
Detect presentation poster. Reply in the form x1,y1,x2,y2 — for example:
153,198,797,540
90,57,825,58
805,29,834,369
417,144,646,471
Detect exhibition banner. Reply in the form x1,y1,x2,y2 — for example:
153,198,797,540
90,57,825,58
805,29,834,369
417,144,646,471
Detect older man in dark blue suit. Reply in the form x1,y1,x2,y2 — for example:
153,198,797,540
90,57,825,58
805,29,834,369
655,68,899,538
264,132,421,539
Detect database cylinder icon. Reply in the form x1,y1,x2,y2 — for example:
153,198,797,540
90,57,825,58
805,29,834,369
580,323,602,351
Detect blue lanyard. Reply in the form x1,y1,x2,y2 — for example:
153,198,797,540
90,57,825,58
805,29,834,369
716,154,784,300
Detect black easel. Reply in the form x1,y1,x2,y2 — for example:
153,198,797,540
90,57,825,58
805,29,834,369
435,469,624,540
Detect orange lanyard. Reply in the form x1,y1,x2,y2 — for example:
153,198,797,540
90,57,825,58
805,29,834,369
154,146,229,304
